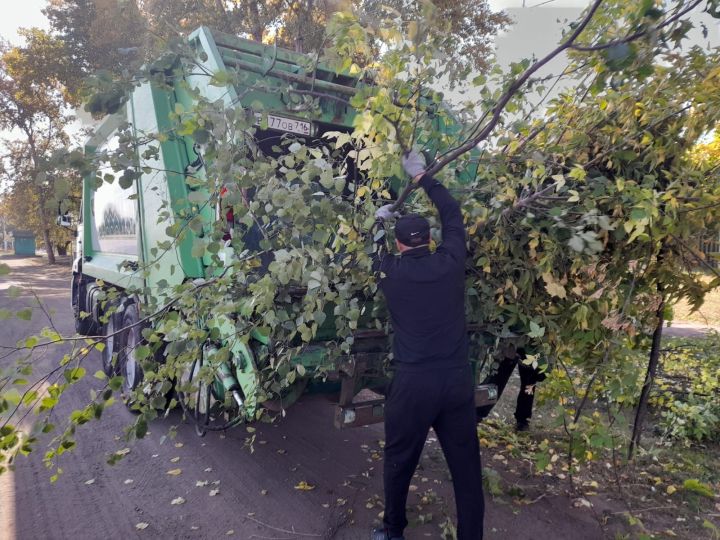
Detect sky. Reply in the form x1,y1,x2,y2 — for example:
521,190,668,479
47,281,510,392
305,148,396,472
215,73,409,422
0,0,48,43
489,0,586,7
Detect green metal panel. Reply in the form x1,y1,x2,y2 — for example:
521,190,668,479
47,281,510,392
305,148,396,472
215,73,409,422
81,254,145,291
187,27,359,128
127,82,199,301
148,83,205,279
82,146,97,255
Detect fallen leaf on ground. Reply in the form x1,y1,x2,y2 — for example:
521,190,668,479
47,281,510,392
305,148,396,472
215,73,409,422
166,468,182,476
295,481,315,491
226,530,234,535
170,457,180,463
84,478,95,485
171,497,185,505
174,442,184,448
196,480,209,487
573,498,592,508
124,479,134,485
135,523,149,530
209,489,220,496
116,448,131,456
204,467,213,472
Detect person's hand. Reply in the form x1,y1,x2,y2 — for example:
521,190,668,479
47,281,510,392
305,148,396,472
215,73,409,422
375,204,399,221
402,150,426,182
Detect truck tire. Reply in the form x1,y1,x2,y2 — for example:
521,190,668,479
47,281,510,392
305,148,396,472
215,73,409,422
72,275,96,335
101,312,124,377
120,303,144,406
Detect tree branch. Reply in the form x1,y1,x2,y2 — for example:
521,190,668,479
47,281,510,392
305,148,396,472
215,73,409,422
424,0,605,178
568,0,703,52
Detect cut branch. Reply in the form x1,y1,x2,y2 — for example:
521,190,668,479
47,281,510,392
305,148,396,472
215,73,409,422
423,0,605,178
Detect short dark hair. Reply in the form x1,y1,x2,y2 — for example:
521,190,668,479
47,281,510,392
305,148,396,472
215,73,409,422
395,214,430,246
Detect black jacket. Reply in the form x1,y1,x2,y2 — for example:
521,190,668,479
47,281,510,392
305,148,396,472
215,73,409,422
374,175,468,370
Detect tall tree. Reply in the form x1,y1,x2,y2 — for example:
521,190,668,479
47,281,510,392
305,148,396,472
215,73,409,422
361,0,510,78
43,0,146,97
0,141,78,257
0,29,75,263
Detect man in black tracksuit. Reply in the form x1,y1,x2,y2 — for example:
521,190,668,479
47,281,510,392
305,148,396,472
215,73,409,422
371,151,484,540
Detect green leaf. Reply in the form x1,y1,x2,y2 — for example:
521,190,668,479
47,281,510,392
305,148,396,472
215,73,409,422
191,238,206,258
118,170,135,189
16,308,32,321
307,279,321,290
64,367,87,383
682,479,714,498
4,388,22,407
8,286,23,298
135,418,148,439
528,321,545,338
188,191,206,203
0,263,10,276
603,43,636,71
568,235,584,253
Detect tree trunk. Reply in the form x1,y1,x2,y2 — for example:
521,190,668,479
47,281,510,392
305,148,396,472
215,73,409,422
246,2,264,42
27,135,56,264
36,189,55,264
628,289,665,459
41,226,56,264
295,0,315,53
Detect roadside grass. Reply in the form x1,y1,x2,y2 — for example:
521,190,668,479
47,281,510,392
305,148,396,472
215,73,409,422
481,331,720,539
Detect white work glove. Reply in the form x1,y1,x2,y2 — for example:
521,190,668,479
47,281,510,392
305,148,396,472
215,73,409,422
402,150,426,179
375,204,399,221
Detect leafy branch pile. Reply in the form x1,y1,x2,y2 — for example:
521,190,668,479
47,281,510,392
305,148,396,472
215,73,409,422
2,0,720,483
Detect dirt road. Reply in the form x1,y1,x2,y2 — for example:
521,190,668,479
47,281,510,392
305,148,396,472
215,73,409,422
0,255,609,540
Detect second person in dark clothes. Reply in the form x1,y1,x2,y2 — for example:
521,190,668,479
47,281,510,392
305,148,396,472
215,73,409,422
476,342,546,431
370,151,484,540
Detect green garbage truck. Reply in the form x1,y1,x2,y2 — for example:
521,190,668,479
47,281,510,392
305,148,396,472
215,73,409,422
63,26,497,435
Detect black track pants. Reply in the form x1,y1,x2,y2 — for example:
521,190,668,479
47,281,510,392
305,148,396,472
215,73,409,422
477,351,545,424
382,364,484,539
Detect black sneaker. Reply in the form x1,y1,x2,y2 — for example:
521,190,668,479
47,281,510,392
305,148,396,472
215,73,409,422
370,527,405,540
515,420,530,432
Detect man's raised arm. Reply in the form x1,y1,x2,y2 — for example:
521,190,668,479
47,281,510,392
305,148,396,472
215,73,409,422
402,151,466,262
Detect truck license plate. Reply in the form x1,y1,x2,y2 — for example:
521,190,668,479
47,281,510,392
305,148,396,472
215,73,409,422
255,113,313,136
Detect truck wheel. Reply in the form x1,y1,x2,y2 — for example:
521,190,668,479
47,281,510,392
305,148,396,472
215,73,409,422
120,304,144,406
72,276,96,335
101,312,123,377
